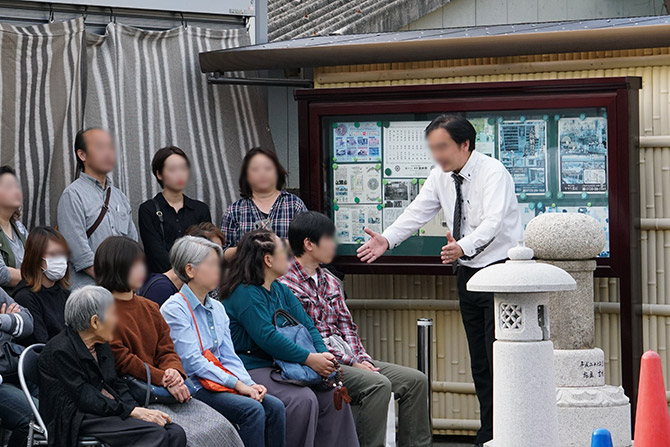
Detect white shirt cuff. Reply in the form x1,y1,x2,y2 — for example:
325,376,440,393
381,230,399,250
457,237,476,257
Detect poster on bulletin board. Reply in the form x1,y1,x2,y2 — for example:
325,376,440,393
558,117,608,193
333,122,382,163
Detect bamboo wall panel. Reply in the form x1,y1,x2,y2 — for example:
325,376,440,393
326,47,670,433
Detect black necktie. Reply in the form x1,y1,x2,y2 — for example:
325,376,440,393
452,173,464,271
452,173,463,240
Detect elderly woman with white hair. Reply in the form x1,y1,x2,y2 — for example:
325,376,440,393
38,285,187,447
161,236,286,447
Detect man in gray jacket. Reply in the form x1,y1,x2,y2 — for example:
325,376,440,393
57,128,138,289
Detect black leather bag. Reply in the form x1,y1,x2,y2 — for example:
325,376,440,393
123,363,196,407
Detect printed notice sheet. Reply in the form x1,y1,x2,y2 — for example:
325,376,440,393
558,117,608,193
334,205,382,244
383,121,434,178
333,163,382,204
333,122,382,163
382,179,418,231
471,118,496,157
499,120,548,194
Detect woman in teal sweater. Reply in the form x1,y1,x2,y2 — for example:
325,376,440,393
221,229,359,447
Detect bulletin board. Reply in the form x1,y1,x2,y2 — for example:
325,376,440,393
326,111,611,259
295,78,640,280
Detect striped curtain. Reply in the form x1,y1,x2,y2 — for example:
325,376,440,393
0,19,85,227
0,17,273,229
85,22,274,225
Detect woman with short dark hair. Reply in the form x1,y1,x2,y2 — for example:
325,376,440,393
95,236,243,447
14,226,70,345
139,146,211,274
0,165,28,292
220,147,306,261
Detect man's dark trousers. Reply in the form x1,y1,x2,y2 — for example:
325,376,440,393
457,264,495,444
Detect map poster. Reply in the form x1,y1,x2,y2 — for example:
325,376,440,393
498,120,548,194
471,117,496,157
383,121,434,178
334,205,382,245
558,117,608,193
333,163,382,204
333,122,382,163
382,179,418,230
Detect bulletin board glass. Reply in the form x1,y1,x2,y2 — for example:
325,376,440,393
324,108,611,259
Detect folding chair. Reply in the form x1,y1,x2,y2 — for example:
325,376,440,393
18,344,105,446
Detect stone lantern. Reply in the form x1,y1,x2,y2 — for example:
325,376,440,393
468,243,576,447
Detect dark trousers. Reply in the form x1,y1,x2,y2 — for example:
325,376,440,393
457,265,495,444
79,414,186,447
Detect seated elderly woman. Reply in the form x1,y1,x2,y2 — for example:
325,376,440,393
161,236,286,447
220,229,359,447
94,236,243,447
38,285,187,447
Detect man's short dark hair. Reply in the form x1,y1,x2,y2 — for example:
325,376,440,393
239,147,288,198
74,127,103,174
94,236,145,293
288,211,336,257
424,115,476,152
151,146,191,188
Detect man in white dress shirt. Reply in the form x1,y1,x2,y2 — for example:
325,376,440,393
357,115,522,447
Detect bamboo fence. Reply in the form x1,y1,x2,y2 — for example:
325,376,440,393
317,47,670,434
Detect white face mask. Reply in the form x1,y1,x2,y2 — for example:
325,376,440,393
42,256,68,282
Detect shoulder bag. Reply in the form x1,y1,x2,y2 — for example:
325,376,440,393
180,292,239,394
86,187,112,238
123,363,197,407
272,308,335,386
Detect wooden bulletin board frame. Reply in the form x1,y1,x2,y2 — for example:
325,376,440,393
295,77,642,410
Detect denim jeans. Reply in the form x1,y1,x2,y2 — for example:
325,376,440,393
194,388,286,447
0,383,34,447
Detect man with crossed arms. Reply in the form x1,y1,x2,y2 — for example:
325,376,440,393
357,115,522,447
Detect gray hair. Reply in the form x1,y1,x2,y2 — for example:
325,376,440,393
170,235,223,284
64,285,115,331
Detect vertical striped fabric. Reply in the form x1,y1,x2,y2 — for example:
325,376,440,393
85,21,274,224
0,17,273,229
0,19,85,228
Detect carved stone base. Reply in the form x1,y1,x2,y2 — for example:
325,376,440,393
556,386,632,447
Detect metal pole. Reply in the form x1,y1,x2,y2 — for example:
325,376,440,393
254,0,268,45
417,318,433,424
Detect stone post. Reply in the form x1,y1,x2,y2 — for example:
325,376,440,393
524,213,632,447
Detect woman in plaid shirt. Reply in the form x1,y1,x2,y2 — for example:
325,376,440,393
220,148,306,261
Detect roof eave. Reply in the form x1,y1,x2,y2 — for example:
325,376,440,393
199,22,670,73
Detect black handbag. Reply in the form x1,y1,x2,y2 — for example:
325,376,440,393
123,363,196,407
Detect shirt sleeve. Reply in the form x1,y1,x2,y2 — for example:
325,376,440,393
57,189,94,272
382,170,443,249
14,291,47,344
333,294,372,365
46,348,135,418
152,306,186,377
138,203,171,274
456,168,517,258
0,289,33,339
221,206,240,251
161,300,239,390
0,254,11,287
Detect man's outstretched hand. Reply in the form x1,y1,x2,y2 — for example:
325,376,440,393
441,231,464,264
356,228,389,263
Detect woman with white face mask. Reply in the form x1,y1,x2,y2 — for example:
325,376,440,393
14,226,71,345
